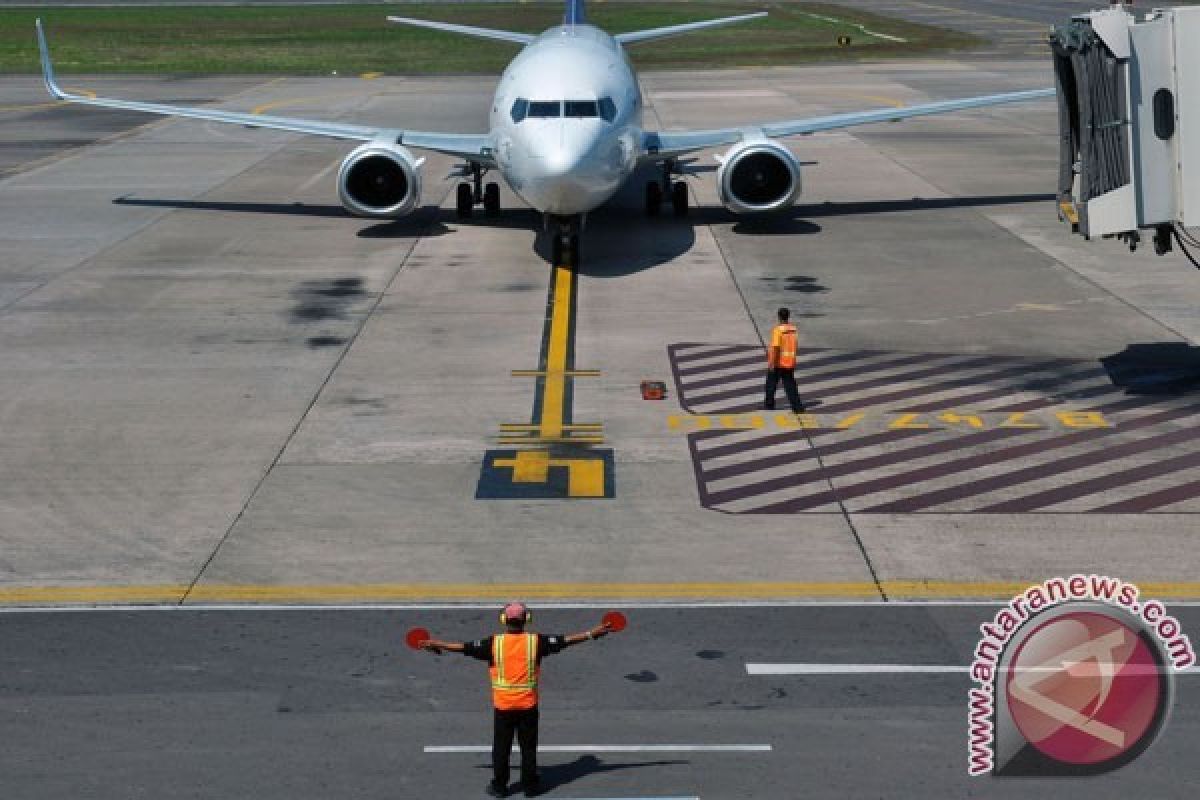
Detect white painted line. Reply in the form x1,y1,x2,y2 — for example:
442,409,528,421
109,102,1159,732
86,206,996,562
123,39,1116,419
747,664,1199,675
796,11,909,43
425,745,772,754
748,663,965,675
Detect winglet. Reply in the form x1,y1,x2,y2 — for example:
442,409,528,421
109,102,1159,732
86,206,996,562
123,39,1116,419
35,19,68,101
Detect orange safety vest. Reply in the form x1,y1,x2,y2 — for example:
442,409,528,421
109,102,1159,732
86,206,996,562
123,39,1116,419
490,633,540,711
770,323,798,369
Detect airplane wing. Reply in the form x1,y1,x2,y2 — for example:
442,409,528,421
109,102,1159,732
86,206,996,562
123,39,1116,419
616,12,769,45
642,88,1056,160
34,20,495,165
385,16,535,45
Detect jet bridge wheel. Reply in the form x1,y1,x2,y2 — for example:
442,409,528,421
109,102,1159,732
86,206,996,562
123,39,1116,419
455,182,473,218
645,181,662,217
483,182,501,216
671,181,689,216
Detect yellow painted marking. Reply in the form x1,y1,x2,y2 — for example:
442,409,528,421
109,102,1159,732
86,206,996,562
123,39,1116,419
667,411,1111,433
564,458,605,497
500,423,603,431
0,88,96,113
511,369,601,378
492,451,606,497
499,450,550,483
1059,201,1080,225
497,436,606,446
0,585,187,604
901,0,1048,31
251,92,366,116
541,263,574,439
1001,412,1041,429
668,414,712,432
4,581,1200,605
938,412,984,429
360,72,384,80
719,414,765,430
0,101,63,113
1056,411,1112,429
889,413,931,430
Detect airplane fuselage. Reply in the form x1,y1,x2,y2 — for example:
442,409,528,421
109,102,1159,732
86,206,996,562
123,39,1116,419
488,25,643,217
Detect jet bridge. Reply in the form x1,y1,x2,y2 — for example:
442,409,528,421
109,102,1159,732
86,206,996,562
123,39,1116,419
1052,5,1200,260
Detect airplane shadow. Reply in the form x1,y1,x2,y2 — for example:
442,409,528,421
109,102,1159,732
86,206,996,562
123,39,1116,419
1101,343,1200,395
113,186,1056,272
113,196,453,238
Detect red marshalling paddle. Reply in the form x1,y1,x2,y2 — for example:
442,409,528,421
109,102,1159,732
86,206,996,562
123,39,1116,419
602,610,628,632
405,627,431,650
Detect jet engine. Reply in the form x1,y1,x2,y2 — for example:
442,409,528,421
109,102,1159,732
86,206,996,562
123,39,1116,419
337,143,423,218
716,141,801,214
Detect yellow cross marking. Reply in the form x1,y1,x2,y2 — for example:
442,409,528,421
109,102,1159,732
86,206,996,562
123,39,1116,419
492,450,607,497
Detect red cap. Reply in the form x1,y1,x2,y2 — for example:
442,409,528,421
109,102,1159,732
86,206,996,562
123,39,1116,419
503,602,527,621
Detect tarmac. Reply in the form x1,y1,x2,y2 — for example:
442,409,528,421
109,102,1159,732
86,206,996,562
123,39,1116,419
4,61,1200,600
1,605,1197,798
4,48,1200,797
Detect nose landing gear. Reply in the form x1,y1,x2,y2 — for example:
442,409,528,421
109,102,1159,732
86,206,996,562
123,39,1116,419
547,214,583,266
454,162,501,219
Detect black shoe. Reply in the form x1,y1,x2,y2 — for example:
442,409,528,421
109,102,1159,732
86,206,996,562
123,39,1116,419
486,782,508,798
763,405,775,411
794,405,806,413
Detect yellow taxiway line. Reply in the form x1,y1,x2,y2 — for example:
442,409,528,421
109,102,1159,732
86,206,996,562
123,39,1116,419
3,582,1200,606
540,263,575,439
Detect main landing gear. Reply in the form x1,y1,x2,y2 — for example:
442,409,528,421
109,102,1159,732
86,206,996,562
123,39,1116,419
455,162,501,219
548,214,583,266
644,158,689,218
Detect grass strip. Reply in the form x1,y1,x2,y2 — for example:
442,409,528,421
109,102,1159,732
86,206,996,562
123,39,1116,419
1,2,981,74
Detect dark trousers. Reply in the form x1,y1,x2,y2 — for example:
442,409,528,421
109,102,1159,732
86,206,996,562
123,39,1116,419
492,707,539,789
764,367,802,412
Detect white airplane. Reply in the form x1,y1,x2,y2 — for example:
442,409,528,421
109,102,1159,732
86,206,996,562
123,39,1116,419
34,4,1052,264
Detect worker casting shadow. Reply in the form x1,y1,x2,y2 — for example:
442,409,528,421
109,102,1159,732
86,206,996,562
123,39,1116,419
1101,343,1200,395
475,755,689,794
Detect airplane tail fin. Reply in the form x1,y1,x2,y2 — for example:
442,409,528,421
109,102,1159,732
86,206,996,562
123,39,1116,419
565,0,586,26
615,11,768,46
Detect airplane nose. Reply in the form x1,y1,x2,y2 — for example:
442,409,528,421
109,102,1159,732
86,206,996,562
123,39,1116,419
514,122,622,215
537,124,598,178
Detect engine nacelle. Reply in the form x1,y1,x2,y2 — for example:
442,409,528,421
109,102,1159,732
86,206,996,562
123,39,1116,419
716,141,801,214
337,143,422,218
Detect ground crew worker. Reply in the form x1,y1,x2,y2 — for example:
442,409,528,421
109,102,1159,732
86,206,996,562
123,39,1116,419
764,306,804,412
419,602,615,798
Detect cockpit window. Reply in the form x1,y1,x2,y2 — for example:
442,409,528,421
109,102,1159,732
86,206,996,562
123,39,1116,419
598,96,617,123
528,101,562,118
513,99,615,123
564,100,599,118
510,98,528,123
